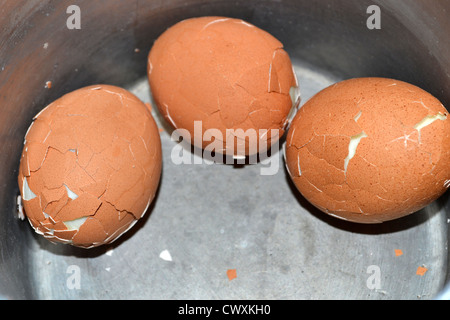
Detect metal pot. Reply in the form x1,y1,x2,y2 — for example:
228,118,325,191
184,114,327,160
0,0,449,299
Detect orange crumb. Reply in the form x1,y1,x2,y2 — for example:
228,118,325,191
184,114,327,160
134,48,140,53
159,128,164,133
395,249,403,257
227,269,237,281
145,102,152,111
416,266,428,276
45,81,52,89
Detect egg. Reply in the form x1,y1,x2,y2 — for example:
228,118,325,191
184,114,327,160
17,85,162,248
285,77,450,223
148,16,300,158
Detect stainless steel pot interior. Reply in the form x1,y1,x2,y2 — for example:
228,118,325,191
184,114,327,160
0,0,449,299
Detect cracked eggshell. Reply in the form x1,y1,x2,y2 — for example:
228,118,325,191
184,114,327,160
148,16,300,157
285,77,450,224
17,85,162,248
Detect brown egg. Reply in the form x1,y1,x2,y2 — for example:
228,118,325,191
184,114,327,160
148,16,300,158
17,85,162,248
285,77,450,223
